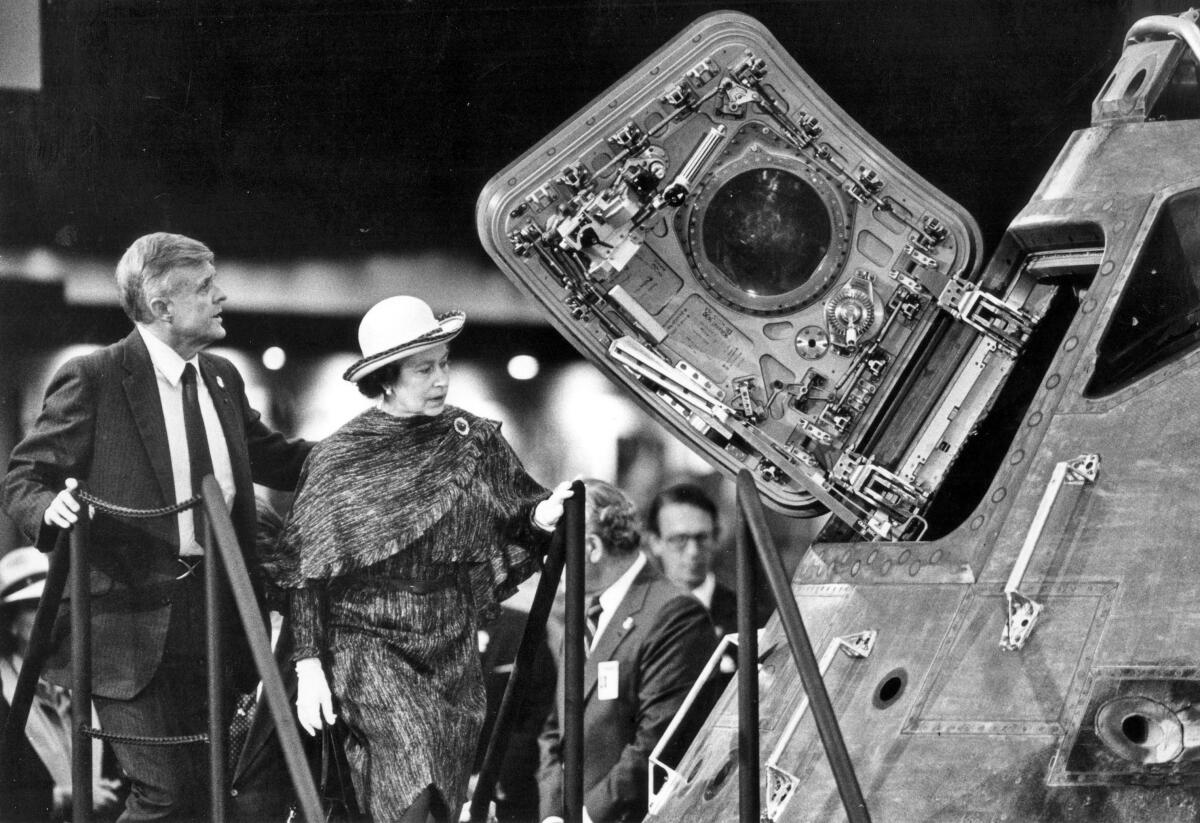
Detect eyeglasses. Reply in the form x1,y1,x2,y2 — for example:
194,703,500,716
662,531,715,550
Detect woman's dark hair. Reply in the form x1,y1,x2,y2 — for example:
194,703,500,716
355,361,402,399
583,478,641,556
645,482,719,536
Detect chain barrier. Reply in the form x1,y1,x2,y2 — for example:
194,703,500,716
81,725,208,747
76,488,198,519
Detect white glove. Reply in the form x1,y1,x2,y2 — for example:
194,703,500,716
43,478,81,529
295,657,336,736
533,481,575,532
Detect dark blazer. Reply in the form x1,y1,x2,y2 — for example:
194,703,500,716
708,580,737,641
2,330,311,699
537,562,715,823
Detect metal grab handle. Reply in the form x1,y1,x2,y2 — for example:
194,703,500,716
646,630,777,816
1125,12,1200,63
765,631,876,822
1001,454,1099,651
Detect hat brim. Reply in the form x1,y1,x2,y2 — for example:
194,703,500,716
343,312,466,383
1,579,44,606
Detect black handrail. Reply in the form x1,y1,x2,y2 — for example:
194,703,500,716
200,476,323,823
70,515,94,823
735,470,870,823
467,481,583,822
463,479,585,820
0,531,69,789
735,495,760,823
561,479,587,823
0,480,323,823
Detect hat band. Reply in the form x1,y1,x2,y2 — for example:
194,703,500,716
1,572,45,602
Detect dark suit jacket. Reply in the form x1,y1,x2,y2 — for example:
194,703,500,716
708,581,737,641
2,330,311,699
537,562,715,823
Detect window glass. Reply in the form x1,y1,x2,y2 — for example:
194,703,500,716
1087,189,1200,397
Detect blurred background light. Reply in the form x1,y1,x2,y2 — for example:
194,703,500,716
262,346,286,371
506,354,540,381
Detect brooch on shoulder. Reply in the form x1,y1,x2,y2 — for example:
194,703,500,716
454,417,470,436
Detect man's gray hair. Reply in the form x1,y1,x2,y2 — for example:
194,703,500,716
115,232,214,323
583,478,642,557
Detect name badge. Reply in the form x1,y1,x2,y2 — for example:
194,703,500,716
597,660,619,701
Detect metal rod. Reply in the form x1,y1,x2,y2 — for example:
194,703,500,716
202,500,226,823
562,479,586,823
736,470,871,823
71,513,93,823
735,492,760,823
201,477,323,823
1,532,70,780
468,526,567,822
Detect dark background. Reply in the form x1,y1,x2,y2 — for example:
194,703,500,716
1,0,1182,264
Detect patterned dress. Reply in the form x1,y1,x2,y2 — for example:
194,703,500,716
276,406,549,819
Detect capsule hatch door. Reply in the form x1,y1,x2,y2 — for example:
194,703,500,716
477,12,1031,539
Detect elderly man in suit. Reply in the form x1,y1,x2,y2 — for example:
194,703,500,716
3,232,312,820
537,479,714,823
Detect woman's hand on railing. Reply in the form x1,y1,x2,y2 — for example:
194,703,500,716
533,480,575,532
295,657,337,735
42,478,80,528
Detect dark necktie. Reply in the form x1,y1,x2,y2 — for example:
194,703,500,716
584,595,604,654
181,363,215,545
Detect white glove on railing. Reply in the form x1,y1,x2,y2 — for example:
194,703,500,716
533,480,575,532
295,657,336,736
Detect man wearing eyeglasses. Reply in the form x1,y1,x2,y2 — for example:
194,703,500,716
645,483,737,649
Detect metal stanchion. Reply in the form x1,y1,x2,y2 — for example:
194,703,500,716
468,527,567,822
203,507,227,823
735,491,760,823
736,470,870,823
562,479,586,823
70,515,93,823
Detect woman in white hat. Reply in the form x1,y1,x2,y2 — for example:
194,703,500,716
1,547,122,820
272,296,572,822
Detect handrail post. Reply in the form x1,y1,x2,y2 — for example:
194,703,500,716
468,525,568,821
1,533,70,785
735,491,760,823
736,470,870,823
562,479,586,823
202,503,227,823
201,477,323,823
71,513,93,823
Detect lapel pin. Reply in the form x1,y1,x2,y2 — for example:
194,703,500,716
215,375,225,390
622,616,634,631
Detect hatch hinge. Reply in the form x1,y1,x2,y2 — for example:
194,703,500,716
829,452,928,540
937,277,1036,357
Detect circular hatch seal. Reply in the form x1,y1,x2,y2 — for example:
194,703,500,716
680,125,851,316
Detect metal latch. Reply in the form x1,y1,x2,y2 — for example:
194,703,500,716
830,452,928,540
764,631,877,821
938,277,1035,357
1001,454,1100,651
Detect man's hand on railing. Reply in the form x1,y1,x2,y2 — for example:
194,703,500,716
43,478,80,529
295,657,337,735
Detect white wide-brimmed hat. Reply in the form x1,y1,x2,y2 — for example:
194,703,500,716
0,547,48,607
343,296,465,383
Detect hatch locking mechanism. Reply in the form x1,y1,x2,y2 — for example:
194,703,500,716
937,277,1036,357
